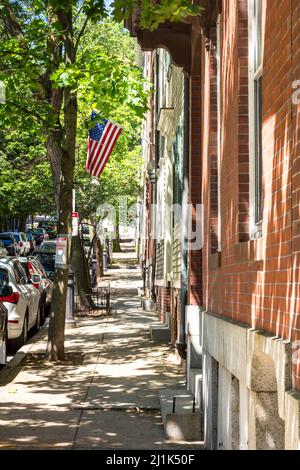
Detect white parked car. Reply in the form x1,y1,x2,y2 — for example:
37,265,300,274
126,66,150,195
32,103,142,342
10,232,30,256
19,256,53,322
0,258,41,352
0,284,8,366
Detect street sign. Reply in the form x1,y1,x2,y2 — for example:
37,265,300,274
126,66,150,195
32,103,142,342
55,236,68,268
72,211,79,237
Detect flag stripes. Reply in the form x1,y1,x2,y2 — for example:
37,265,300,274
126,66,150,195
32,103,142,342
86,113,122,178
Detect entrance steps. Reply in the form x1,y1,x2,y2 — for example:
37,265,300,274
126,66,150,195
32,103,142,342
150,323,170,342
159,389,203,441
187,368,203,408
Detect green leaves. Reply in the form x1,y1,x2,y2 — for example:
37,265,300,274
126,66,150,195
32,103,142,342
0,2,150,225
51,64,82,88
81,0,107,22
0,130,55,222
111,0,202,31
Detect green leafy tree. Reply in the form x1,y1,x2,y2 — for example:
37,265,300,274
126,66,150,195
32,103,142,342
0,0,202,361
0,130,55,228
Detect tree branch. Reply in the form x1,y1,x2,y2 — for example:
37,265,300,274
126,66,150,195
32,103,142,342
74,16,89,57
0,0,23,39
5,100,46,122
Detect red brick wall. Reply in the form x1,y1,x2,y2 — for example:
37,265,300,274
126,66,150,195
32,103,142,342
156,286,171,323
155,286,180,346
189,74,203,306
290,0,300,389
237,0,250,242
209,27,220,254
202,0,300,389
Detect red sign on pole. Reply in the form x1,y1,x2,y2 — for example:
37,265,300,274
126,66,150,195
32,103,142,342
72,212,79,236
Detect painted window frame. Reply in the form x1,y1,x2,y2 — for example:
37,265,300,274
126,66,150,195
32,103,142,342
248,0,263,239
216,14,222,252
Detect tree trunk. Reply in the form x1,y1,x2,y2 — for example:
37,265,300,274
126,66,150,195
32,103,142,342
113,211,121,252
47,84,77,360
18,215,27,232
96,238,103,283
46,3,78,361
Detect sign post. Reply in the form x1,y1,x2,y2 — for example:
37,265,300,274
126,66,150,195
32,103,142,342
55,236,68,269
72,211,79,237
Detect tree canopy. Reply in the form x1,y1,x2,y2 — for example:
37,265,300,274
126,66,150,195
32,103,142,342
0,0,202,359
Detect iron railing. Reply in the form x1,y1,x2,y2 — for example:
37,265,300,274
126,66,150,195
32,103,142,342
74,285,112,315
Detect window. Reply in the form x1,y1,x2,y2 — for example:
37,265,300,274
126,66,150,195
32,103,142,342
216,14,222,252
249,0,263,237
173,115,183,226
14,261,27,285
0,268,8,286
209,17,222,255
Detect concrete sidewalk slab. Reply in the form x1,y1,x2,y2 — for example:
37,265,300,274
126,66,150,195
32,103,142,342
0,243,204,450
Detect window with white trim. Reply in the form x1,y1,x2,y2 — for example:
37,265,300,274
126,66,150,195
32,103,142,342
216,14,222,252
248,0,263,238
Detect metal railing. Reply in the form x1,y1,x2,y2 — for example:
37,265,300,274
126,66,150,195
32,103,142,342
74,285,112,315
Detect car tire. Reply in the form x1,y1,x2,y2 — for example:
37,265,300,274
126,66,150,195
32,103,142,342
8,313,28,354
33,304,41,334
40,299,45,325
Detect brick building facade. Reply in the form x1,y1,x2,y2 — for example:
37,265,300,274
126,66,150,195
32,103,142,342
129,0,300,450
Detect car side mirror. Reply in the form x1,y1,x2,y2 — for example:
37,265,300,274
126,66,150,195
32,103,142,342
32,274,42,284
0,285,13,297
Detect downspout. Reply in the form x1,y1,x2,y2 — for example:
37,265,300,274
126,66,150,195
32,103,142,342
177,75,190,358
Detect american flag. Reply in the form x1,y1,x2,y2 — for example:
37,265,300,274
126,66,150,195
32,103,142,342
86,111,122,178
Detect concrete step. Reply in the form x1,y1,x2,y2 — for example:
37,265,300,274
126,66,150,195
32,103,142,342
188,368,203,407
150,323,170,342
142,298,155,311
159,389,203,442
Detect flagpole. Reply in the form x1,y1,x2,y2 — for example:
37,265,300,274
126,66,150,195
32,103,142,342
107,118,154,146
90,110,154,147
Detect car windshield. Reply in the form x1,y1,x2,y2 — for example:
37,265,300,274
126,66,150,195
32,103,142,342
31,229,44,235
36,253,56,270
38,242,56,251
20,262,30,277
0,235,11,241
0,268,8,286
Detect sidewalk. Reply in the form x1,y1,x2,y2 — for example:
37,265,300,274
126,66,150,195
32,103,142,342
0,244,203,450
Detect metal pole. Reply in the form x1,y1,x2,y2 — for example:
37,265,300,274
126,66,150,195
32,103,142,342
65,269,76,328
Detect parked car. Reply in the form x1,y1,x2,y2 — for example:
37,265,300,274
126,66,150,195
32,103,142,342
0,258,41,352
81,224,90,235
19,256,53,321
0,240,7,257
0,274,8,366
38,220,57,240
0,233,19,256
30,257,53,313
34,241,56,281
10,232,30,256
25,232,36,253
37,240,57,252
29,228,49,246
83,235,91,258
